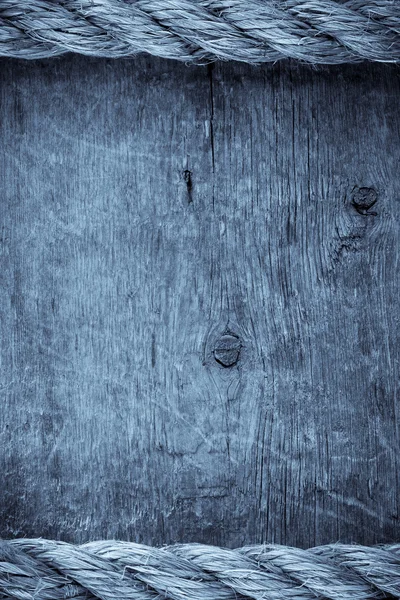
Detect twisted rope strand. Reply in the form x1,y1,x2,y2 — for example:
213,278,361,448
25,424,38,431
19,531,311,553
0,0,399,63
1,540,400,600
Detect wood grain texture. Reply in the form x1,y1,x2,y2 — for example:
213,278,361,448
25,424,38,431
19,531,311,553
0,56,399,549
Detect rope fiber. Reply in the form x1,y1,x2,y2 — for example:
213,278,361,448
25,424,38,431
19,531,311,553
0,539,400,599
0,0,400,63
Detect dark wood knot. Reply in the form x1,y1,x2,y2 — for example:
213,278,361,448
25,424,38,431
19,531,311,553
213,333,241,368
352,187,378,215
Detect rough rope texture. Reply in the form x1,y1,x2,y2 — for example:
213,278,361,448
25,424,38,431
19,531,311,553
0,540,400,599
0,1,400,64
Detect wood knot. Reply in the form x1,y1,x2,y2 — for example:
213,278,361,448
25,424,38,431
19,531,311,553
352,187,378,215
213,333,241,368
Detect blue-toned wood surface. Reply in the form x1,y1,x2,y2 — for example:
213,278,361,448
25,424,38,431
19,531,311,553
0,56,399,547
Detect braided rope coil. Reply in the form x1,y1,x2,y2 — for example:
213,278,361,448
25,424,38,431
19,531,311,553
0,0,400,64
1,539,400,600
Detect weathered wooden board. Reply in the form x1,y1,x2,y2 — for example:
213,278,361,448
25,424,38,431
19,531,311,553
0,56,399,549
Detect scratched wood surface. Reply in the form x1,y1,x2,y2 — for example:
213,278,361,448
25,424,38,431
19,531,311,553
0,56,399,549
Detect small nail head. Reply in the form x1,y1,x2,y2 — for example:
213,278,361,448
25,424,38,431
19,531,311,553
213,334,241,368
